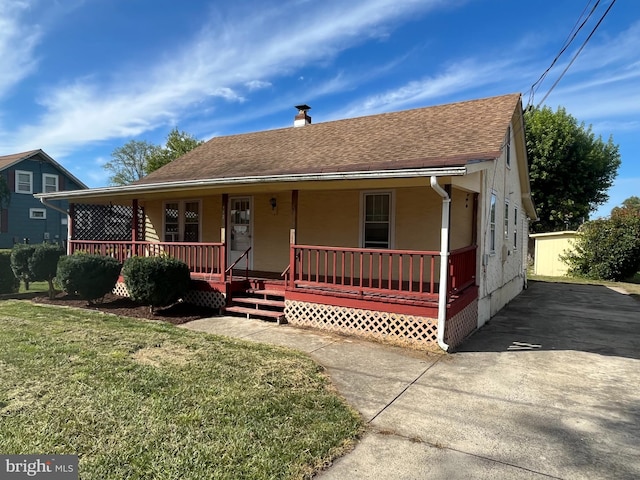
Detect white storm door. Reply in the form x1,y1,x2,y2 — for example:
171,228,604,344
228,196,253,268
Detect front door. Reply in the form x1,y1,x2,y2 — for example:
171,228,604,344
228,196,253,268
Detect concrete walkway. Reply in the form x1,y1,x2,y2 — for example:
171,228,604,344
182,280,640,479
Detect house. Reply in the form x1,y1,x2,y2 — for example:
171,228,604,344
530,231,577,276
36,93,537,350
0,150,87,249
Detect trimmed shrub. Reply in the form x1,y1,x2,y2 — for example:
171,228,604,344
122,256,191,312
0,250,19,294
29,244,65,299
10,244,36,290
57,255,121,303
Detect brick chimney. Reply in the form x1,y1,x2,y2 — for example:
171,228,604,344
294,105,311,127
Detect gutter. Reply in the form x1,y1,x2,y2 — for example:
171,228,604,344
430,176,451,352
39,197,71,255
35,166,468,202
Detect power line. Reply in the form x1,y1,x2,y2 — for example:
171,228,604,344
536,0,617,107
527,0,601,107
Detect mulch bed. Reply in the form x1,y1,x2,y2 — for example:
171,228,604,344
31,292,219,325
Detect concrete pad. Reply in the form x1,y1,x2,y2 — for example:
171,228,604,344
182,281,640,479
319,432,552,479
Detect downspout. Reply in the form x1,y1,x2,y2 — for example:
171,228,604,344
430,176,450,352
39,197,71,255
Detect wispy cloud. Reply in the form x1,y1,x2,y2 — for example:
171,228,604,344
1,0,449,156
0,1,41,98
330,57,524,119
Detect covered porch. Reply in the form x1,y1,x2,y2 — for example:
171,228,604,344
68,238,477,313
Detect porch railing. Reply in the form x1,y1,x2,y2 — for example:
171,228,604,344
69,240,226,280
448,246,477,294
289,244,477,300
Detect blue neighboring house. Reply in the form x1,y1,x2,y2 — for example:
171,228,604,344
0,149,87,249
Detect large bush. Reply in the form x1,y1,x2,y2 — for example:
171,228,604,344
29,244,65,299
562,213,640,281
10,244,36,290
57,255,121,303
0,250,19,294
122,256,191,312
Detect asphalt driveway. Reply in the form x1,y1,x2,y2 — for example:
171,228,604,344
184,280,640,479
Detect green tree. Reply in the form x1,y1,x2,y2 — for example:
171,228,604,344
524,106,621,232
10,244,36,290
611,196,640,218
146,128,203,174
104,140,160,185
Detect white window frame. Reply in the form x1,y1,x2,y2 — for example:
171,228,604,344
489,192,497,254
359,190,395,249
29,208,47,219
163,200,201,242
513,206,518,249
42,173,59,193
504,199,510,240
16,170,33,194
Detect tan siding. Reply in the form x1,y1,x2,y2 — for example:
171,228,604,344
297,190,360,247
202,196,222,242
143,200,162,242
395,187,441,251
450,188,474,250
252,193,291,272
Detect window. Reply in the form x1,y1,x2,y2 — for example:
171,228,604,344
489,193,497,253
16,170,33,194
505,125,511,168
504,200,509,239
184,201,200,242
362,192,393,249
42,174,59,193
513,207,518,249
30,208,47,219
164,200,200,242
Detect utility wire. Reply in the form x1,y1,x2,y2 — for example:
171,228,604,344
536,0,617,107
528,0,600,107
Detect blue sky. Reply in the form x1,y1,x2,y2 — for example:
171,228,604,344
1,0,637,218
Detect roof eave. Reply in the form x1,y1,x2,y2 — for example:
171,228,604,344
36,166,468,202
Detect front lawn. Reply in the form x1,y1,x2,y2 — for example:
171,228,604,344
0,301,362,479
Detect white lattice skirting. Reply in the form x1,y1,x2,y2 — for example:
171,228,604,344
285,300,439,348
113,281,226,309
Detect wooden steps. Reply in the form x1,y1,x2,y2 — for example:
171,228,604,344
224,289,286,323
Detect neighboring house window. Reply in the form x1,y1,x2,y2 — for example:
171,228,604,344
505,126,511,168
513,207,518,249
16,170,33,194
43,174,59,193
164,200,200,242
30,208,47,219
489,193,497,253
362,192,393,249
504,200,509,239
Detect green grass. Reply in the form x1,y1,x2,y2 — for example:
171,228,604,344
0,301,362,479
18,281,50,294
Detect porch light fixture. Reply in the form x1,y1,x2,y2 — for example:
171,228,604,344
270,197,277,211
